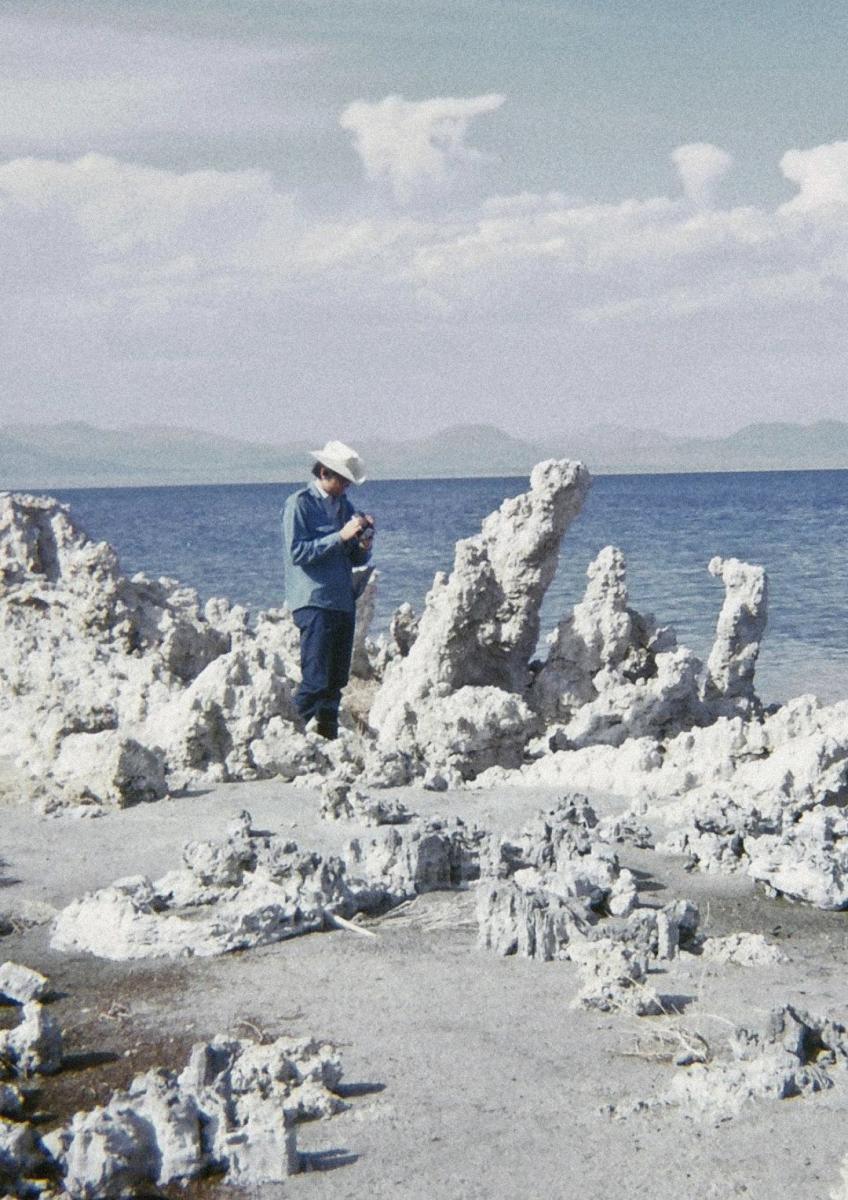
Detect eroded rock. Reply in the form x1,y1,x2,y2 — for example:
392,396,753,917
0,1001,62,1077
51,811,485,960
0,962,50,1005
346,817,485,907
369,460,591,777
0,1116,49,1197
320,781,410,825
43,1034,346,1196
477,799,640,962
530,546,691,737
569,939,665,1016
703,555,768,712
662,1006,847,1117
700,932,786,966
0,493,312,807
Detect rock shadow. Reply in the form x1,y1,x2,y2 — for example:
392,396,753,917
655,993,697,1015
298,1147,359,1173
335,1080,385,1099
0,870,22,889
61,1049,122,1071
629,868,667,896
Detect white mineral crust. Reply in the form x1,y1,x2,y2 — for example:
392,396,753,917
0,493,313,806
369,459,591,776
43,1034,345,1196
51,811,486,960
0,1116,49,1195
703,554,769,710
0,1001,62,1076
0,961,50,1004
700,932,787,966
530,545,691,733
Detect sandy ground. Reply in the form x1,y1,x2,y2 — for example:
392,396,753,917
3,780,848,1200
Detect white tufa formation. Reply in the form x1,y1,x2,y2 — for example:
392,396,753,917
0,493,320,807
615,1006,848,1119
51,810,486,961
369,460,591,776
529,545,768,750
531,545,683,726
477,799,641,963
475,799,709,1015
703,555,768,710
0,1001,62,1078
34,1035,346,1197
319,780,410,825
0,962,50,1005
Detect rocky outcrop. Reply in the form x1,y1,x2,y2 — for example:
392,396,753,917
319,781,410,825
51,811,350,960
478,679,848,910
51,810,486,960
530,546,682,723
1,1116,48,1197
0,962,50,1004
616,1006,848,1119
0,995,62,1079
477,798,639,962
0,493,316,807
22,1035,345,1197
529,546,768,752
650,697,848,906
475,798,710,1014
700,932,786,966
369,460,590,777
347,817,485,905
388,602,419,658
703,555,769,711
0,963,352,1196
47,1036,343,1195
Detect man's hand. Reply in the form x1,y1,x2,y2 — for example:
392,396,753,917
340,514,370,542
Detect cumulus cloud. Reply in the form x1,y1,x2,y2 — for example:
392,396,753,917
0,153,297,263
780,140,848,211
1,142,843,330
340,93,505,200
1,137,848,436
671,143,733,207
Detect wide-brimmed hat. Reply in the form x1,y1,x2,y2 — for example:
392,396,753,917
310,440,367,484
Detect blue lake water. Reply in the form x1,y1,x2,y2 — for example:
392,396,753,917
50,470,848,707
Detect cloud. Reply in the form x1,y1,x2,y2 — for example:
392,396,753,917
780,140,848,211
671,142,733,207
1,137,848,438
0,141,843,331
0,153,294,260
0,14,326,150
339,93,505,200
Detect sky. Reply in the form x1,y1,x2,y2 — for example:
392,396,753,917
1,0,847,444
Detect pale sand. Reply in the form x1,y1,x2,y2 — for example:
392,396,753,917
3,780,848,1199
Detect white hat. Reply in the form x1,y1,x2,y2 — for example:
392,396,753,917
310,440,367,484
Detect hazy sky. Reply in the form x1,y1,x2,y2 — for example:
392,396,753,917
2,0,847,443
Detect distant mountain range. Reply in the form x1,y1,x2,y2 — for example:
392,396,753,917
2,419,848,489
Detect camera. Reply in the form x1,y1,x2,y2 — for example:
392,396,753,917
355,512,374,542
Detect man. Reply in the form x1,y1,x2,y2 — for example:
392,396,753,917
282,440,374,740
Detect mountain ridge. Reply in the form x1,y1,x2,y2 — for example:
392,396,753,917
2,419,847,489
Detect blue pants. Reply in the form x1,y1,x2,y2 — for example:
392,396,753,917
293,606,356,736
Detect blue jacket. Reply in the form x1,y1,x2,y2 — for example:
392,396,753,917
282,483,371,614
